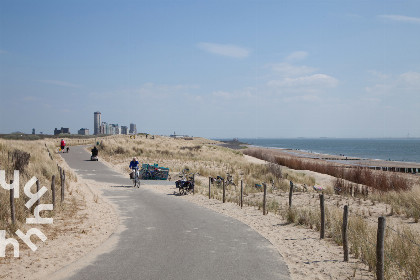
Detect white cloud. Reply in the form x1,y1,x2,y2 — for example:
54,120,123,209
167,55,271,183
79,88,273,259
269,62,317,77
285,51,308,62
268,74,338,89
197,42,250,58
399,72,420,87
38,80,81,88
378,14,420,24
365,71,420,95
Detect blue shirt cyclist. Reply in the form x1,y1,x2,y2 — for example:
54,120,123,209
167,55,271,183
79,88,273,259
129,157,139,169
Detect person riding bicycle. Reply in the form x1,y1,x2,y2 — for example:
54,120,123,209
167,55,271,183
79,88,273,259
129,157,140,178
129,157,139,169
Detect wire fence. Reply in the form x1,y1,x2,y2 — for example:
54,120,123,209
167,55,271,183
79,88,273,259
204,177,420,280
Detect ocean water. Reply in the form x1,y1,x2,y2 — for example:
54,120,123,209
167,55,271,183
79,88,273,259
239,138,420,164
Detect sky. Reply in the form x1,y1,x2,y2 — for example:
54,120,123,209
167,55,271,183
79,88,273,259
1,0,419,138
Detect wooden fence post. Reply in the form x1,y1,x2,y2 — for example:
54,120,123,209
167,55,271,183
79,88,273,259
192,174,195,195
61,170,65,203
289,181,294,208
342,205,349,261
208,177,211,199
240,180,243,209
51,175,56,207
263,183,267,215
10,180,15,225
36,179,40,207
223,180,226,203
376,217,386,280
320,194,325,239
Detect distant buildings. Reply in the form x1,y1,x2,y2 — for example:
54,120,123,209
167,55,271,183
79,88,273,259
111,124,120,135
99,122,108,134
54,127,70,135
78,128,89,135
32,128,35,135
93,111,136,135
129,123,137,134
94,112,101,135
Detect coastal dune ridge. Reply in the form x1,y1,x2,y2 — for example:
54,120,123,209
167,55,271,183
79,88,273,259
1,135,419,279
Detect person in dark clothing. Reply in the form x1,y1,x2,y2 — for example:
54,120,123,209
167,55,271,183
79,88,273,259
91,146,98,156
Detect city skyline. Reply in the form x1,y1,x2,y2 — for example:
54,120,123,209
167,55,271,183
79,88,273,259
1,1,419,138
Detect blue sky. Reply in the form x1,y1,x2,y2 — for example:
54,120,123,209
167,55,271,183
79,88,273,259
1,0,419,138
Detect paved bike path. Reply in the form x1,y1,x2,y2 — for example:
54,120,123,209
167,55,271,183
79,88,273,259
55,146,290,280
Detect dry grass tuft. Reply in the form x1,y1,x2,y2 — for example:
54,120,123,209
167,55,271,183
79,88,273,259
0,139,77,235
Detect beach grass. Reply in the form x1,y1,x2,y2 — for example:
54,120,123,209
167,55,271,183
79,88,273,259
0,138,77,235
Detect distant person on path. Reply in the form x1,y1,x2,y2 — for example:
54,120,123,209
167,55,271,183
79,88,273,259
91,146,98,156
66,146,70,153
60,139,66,152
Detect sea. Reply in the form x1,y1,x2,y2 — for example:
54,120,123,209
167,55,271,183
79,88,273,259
237,138,420,164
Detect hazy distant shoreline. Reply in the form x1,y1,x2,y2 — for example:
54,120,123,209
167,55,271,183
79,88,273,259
236,138,420,165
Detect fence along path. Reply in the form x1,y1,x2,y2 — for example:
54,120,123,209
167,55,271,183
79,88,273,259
207,176,419,279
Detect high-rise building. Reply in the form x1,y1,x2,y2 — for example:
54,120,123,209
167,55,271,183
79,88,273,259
129,123,137,134
94,111,101,135
101,122,109,134
110,124,120,135
121,126,128,135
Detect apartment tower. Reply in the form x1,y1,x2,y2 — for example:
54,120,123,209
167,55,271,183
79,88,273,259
94,111,101,135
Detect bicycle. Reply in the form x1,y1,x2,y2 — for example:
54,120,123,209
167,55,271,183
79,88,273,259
131,167,140,188
175,173,197,195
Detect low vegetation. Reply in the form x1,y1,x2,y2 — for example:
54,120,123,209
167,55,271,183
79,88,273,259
0,139,77,235
243,148,412,192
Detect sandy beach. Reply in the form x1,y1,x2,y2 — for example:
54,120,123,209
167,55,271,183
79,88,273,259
245,146,420,171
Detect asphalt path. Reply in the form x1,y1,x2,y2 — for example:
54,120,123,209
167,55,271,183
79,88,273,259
55,146,290,280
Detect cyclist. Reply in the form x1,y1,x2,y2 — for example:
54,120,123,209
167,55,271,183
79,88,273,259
129,157,140,178
129,157,139,169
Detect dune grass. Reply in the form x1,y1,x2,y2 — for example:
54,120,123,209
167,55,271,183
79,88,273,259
0,139,77,236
